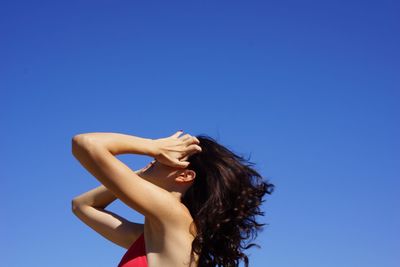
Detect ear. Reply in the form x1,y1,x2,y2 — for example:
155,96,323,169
175,169,196,183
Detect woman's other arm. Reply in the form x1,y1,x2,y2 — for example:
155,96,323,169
71,169,146,249
72,184,117,209
72,167,144,208
71,132,187,224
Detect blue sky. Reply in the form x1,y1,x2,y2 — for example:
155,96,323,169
1,1,399,266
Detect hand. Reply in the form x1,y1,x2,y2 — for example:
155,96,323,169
152,130,202,168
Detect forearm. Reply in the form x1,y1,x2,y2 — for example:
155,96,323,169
72,168,144,209
72,132,157,156
72,184,117,209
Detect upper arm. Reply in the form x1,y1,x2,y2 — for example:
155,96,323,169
71,201,144,249
71,135,185,225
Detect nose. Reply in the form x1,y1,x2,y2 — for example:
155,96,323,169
142,160,155,171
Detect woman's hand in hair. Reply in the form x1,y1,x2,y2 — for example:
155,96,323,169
152,130,202,168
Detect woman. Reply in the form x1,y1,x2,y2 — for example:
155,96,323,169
71,130,274,267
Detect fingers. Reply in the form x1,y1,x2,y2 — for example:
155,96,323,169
177,143,201,164
179,134,191,141
174,159,190,168
192,136,200,144
180,134,200,146
171,130,184,138
186,144,202,152
182,145,202,161
171,131,199,145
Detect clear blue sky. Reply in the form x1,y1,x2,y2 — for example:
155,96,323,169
1,1,399,266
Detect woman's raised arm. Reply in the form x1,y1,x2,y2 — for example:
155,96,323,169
71,132,188,224
71,184,145,249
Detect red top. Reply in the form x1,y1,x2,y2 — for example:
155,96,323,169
118,233,148,267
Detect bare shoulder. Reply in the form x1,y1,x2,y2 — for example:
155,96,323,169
144,203,199,267
146,202,197,238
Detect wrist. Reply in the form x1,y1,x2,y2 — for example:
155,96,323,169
147,138,160,158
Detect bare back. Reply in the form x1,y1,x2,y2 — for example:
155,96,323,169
143,206,199,267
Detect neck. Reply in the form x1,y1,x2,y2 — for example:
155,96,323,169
170,190,183,201
166,182,193,202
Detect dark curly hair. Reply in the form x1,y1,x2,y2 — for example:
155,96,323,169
182,134,275,267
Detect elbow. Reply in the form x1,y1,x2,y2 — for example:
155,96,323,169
71,200,78,214
71,134,93,156
72,134,89,148
71,198,87,215
71,199,81,214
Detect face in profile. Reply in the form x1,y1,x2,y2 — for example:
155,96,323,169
139,159,176,180
137,159,196,190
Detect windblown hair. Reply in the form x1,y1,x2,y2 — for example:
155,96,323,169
182,135,275,267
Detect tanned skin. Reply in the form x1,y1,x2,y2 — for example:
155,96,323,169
71,131,202,267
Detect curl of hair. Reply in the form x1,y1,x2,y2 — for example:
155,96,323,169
182,135,275,267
